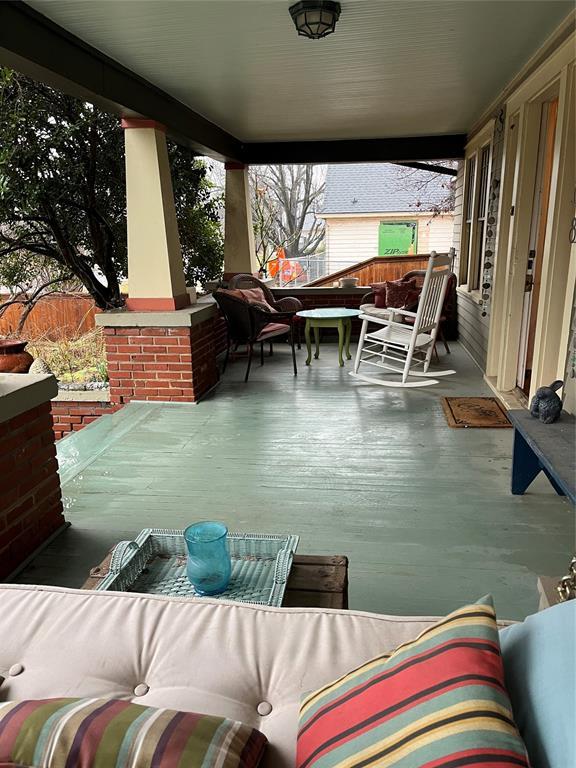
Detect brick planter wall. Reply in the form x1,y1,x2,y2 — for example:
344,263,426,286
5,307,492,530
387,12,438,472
51,400,118,441
0,402,65,579
103,315,219,405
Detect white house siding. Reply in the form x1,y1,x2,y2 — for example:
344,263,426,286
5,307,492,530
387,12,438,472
323,213,454,272
427,215,454,254
325,216,380,271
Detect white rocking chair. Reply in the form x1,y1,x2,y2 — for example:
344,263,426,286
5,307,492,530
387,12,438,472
350,251,456,388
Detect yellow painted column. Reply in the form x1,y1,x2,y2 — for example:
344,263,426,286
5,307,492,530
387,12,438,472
223,162,259,277
122,119,190,310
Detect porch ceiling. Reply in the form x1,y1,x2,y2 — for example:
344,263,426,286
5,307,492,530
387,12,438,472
23,0,572,145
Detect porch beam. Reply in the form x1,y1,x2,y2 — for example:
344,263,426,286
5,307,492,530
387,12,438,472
241,136,467,165
0,1,242,162
392,161,458,176
0,2,465,165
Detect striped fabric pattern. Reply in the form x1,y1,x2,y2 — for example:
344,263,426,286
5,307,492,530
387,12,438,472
297,596,530,768
0,698,267,768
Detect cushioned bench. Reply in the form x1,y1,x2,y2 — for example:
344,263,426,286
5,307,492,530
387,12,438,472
0,585,573,767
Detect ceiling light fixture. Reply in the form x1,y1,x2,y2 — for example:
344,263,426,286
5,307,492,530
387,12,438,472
289,1,341,39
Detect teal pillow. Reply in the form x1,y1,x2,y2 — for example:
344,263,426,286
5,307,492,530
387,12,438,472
499,600,576,768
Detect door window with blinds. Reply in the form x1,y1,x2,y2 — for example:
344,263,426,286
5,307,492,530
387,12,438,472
460,130,493,292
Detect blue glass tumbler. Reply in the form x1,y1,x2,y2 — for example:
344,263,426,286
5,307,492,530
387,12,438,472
184,521,232,596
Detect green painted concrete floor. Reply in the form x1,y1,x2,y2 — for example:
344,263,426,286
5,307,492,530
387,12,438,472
15,342,574,620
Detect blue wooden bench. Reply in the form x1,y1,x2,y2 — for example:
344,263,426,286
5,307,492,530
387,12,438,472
509,409,575,504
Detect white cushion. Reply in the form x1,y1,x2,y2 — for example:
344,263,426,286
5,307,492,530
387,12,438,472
0,585,438,767
359,303,392,319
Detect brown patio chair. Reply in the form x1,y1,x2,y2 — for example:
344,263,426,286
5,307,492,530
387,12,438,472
228,274,302,348
213,289,297,382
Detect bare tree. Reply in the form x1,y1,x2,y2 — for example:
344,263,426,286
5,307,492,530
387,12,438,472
249,165,325,271
251,168,289,274
393,161,458,215
0,252,81,336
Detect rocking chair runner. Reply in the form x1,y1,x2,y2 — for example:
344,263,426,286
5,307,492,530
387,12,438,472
350,251,456,388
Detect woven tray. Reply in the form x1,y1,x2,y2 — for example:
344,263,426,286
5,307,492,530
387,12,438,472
95,528,299,607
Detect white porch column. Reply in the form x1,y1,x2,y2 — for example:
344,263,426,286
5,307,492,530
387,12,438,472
122,118,190,311
223,162,258,277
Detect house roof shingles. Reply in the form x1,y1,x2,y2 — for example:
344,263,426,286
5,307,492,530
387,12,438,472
321,163,452,215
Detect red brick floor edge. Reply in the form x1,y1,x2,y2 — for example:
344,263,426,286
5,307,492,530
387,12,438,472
51,400,119,441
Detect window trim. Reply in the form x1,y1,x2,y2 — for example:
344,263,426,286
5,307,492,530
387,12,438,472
459,121,495,295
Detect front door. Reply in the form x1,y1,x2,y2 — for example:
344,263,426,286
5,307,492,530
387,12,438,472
516,99,558,394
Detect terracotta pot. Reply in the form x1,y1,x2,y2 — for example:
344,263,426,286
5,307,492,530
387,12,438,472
0,340,34,373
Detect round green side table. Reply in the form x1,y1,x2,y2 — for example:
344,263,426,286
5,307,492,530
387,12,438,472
296,308,361,367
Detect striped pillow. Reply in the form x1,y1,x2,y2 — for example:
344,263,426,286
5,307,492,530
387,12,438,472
0,698,266,767
297,596,529,768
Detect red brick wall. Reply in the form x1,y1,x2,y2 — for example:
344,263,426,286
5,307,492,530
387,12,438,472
285,292,364,311
0,403,66,580
51,400,118,441
213,315,228,355
103,316,219,405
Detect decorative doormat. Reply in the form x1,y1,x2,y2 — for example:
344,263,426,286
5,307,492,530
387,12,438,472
441,397,512,428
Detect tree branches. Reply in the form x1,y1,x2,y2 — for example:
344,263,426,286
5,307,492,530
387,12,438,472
249,164,325,270
0,65,224,322
392,161,457,215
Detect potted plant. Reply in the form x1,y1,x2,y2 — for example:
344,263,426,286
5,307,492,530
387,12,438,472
0,337,34,373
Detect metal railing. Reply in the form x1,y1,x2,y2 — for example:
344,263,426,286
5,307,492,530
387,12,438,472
270,257,360,287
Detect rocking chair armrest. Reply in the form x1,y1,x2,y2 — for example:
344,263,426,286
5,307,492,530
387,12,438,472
359,313,413,331
389,307,418,319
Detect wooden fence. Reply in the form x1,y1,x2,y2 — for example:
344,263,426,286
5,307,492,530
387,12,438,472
0,294,96,340
306,254,431,287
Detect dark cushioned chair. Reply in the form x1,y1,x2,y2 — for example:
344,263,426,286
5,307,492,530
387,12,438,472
228,274,302,348
214,289,297,382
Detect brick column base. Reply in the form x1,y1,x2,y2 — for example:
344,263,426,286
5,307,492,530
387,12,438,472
103,313,220,405
0,402,66,580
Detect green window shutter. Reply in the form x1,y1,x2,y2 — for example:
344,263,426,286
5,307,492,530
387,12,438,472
378,221,418,256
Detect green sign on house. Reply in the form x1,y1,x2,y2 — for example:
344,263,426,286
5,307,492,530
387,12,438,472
378,221,418,256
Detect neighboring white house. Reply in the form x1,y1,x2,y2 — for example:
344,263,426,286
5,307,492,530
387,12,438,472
318,163,454,273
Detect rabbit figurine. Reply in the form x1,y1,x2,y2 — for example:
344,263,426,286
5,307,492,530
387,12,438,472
530,380,564,424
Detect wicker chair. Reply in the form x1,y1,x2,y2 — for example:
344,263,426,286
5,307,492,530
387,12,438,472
227,274,302,312
228,274,302,348
213,289,297,382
